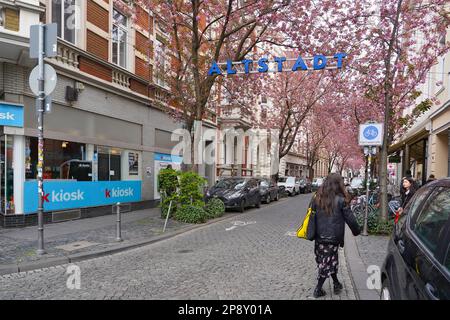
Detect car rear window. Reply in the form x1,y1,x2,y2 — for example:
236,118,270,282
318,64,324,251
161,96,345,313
413,187,450,255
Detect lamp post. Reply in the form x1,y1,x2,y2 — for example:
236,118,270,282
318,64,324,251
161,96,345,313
362,146,377,236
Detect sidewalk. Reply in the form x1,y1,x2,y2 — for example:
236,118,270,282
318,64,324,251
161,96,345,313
344,226,390,300
0,208,236,275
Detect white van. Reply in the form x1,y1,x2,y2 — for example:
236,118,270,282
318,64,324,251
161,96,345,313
277,176,300,196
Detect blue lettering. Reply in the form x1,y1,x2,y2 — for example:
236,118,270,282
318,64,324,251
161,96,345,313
313,55,327,70
227,60,237,74
208,61,222,76
274,57,286,72
258,58,269,73
291,56,308,71
242,59,253,74
334,53,347,69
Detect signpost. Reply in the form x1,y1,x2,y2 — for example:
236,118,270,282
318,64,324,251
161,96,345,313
29,23,57,255
359,122,383,236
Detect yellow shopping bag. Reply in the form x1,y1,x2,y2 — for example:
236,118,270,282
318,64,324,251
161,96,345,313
297,207,312,239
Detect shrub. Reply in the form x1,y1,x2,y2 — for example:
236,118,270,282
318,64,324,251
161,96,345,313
205,198,225,219
178,171,207,208
175,205,208,224
158,167,180,218
356,208,394,235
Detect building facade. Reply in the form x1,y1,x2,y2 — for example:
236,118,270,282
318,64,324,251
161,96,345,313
0,0,218,227
389,28,450,186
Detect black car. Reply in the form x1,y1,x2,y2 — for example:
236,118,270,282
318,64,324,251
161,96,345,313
257,178,279,204
380,178,450,300
205,177,261,213
299,178,312,194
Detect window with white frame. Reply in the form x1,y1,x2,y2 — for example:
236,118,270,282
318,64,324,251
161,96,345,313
155,38,168,88
52,0,76,44
112,9,128,68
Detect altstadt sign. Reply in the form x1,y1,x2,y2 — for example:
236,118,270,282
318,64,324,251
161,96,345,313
208,53,347,76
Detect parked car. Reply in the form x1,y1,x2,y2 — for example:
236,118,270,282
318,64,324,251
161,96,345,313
350,177,364,195
312,177,325,191
205,177,261,213
299,178,312,194
277,176,299,196
257,178,279,203
380,178,450,300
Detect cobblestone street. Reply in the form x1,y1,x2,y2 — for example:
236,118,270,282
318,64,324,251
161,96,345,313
0,195,357,300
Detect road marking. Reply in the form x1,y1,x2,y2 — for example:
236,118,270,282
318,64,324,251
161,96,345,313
285,231,297,237
225,220,256,231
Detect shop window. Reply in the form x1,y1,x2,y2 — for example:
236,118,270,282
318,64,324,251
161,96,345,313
26,137,85,180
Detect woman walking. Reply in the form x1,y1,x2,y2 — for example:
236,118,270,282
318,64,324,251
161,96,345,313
311,173,361,298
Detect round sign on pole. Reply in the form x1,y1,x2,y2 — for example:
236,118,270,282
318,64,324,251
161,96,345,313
29,64,57,96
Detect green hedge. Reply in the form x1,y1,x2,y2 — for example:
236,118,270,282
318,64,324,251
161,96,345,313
205,198,225,219
175,205,209,224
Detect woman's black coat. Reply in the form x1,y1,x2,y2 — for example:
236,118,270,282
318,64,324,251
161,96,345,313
312,195,361,247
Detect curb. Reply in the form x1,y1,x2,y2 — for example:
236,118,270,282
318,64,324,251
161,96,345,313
0,212,240,277
343,226,380,300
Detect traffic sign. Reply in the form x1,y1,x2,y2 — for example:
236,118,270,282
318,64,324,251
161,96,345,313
29,64,57,97
30,24,58,58
359,123,383,146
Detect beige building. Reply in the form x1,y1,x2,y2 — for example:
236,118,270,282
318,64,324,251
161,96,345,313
389,29,450,185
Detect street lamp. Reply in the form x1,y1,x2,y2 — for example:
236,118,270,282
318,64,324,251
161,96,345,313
362,145,377,236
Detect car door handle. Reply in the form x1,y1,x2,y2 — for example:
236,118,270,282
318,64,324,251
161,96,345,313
425,283,439,300
397,239,405,254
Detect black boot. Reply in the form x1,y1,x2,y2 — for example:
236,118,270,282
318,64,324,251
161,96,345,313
313,277,327,298
331,274,343,294
313,287,326,298
333,281,343,294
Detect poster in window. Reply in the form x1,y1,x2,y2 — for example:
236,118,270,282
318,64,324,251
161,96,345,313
129,152,139,175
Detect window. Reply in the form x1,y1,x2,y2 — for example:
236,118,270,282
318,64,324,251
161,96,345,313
0,8,4,27
52,0,76,44
413,188,450,255
112,9,127,68
261,96,267,104
155,38,168,88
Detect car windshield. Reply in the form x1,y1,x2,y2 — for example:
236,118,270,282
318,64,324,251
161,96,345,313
215,179,246,190
260,180,269,187
278,177,287,183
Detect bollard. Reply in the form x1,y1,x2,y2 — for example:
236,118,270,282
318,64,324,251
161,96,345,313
116,202,122,242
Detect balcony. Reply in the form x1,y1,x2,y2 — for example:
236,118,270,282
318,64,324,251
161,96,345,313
48,39,146,94
219,104,252,129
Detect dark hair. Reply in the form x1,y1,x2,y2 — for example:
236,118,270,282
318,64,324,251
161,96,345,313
428,174,435,179
315,173,350,215
402,177,417,192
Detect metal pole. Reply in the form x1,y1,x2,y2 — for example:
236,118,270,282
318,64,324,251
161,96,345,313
37,23,46,255
163,200,172,233
116,202,122,242
362,154,371,236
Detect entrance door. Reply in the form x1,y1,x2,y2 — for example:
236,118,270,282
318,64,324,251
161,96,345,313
0,135,13,214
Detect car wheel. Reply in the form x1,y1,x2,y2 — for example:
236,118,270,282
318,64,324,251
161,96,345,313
381,278,392,300
239,199,245,213
266,194,271,204
256,197,261,208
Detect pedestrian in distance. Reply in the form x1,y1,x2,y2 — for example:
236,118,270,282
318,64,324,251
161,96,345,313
425,174,436,185
310,173,361,298
397,176,418,216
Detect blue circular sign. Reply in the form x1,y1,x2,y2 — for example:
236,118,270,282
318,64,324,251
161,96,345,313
363,126,379,140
